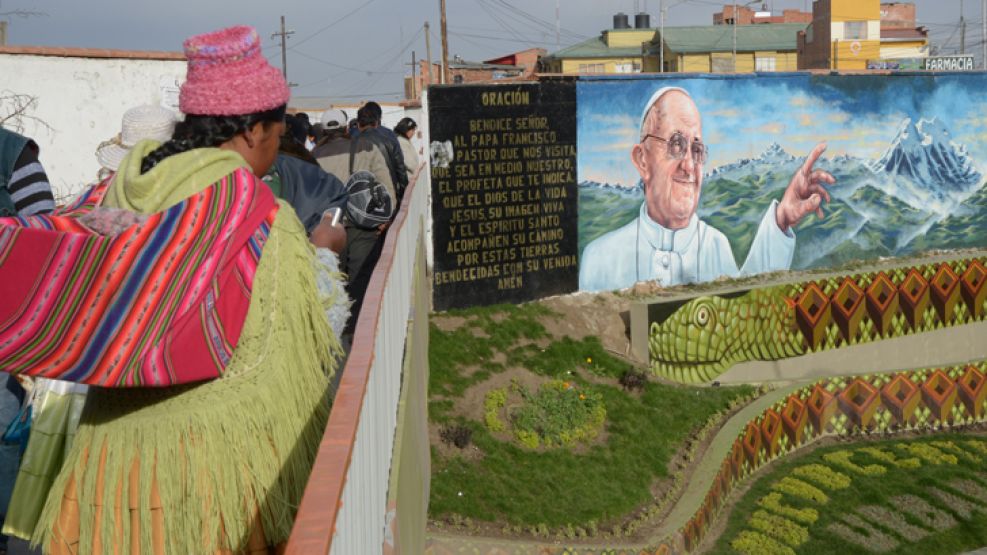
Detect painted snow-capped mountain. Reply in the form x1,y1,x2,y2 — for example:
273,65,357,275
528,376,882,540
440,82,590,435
871,117,981,193
707,142,800,177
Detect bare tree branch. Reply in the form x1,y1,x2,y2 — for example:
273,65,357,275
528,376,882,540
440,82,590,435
0,90,53,135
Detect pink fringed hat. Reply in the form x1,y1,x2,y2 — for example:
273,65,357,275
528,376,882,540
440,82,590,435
179,25,289,116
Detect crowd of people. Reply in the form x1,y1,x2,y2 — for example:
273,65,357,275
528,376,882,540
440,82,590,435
0,23,421,555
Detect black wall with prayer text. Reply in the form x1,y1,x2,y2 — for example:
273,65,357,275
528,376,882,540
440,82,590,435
429,81,578,311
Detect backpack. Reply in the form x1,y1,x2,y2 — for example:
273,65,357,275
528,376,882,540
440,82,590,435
344,170,393,230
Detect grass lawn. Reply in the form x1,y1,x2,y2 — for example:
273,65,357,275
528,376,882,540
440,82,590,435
429,302,754,529
710,434,987,554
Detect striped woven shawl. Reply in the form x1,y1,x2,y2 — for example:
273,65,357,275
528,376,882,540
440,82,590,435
0,168,278,387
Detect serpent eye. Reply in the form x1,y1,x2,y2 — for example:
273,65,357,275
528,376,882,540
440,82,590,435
694,305,711,327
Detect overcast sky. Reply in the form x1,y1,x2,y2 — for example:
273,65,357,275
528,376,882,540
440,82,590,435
2,0,982,102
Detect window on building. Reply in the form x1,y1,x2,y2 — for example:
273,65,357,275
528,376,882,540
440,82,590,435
755,57,777,71
711,57,735,73
578,63,605,73
844,21,867,40
614,62,641,73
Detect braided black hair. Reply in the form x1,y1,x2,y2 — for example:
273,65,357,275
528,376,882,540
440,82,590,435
140,104,287,174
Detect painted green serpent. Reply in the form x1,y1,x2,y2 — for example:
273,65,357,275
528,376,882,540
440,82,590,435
649,289,804,384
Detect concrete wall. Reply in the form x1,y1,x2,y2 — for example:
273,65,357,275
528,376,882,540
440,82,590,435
1,48,185,201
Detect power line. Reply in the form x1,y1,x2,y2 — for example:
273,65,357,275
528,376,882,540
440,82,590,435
485,0,587,40
290,48,404,74
448,29,566,46
290,0,380,49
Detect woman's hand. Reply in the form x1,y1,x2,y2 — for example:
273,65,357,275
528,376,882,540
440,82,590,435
310,214,347,254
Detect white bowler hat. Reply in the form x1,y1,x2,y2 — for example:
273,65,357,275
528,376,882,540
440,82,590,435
96,105,178,172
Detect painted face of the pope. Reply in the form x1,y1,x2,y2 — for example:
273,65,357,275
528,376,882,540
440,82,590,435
631,89,707,230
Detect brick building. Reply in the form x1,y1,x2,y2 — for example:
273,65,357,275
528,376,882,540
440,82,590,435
713,5,812,25
879,2,917,28
407,48,543,99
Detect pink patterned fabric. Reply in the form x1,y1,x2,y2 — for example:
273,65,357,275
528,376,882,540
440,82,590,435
0,169,278,387
180,25,290,116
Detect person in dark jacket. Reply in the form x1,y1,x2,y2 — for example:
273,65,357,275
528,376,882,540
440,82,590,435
264,149,348,254
269,154,348,233
0,128,55,216
0,127,55,554
354,103,408,200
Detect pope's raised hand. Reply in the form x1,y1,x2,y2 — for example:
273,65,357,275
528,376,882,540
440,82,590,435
776,142,835,233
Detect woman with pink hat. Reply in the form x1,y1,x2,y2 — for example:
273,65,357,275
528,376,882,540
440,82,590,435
0,25,345,553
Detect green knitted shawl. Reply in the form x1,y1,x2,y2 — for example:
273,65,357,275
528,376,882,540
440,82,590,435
31,141,341,553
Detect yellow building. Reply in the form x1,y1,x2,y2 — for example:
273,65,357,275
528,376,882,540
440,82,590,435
540,27,654,74
878,27,929,60
643,24,805,73
798,0,888,69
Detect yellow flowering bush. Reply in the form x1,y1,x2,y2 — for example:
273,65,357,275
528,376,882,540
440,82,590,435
730,530,797,555
749,510,810,547
857,447,921,469
930,441,981,463
770,477,829,504
823,450,887,476
896,443,959,465
792,464,851,491
483,388,507,432
757,492,819,525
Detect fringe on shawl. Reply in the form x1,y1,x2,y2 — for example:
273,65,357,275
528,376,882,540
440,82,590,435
30,210,342,554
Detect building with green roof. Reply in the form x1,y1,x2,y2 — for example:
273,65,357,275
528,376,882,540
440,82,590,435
541,22,806,74
540,28,656,74
645,23,806,73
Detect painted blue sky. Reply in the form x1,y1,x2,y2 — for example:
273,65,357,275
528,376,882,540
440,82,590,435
577,73,987,188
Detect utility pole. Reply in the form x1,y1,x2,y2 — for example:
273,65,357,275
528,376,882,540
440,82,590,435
660,0,665,72
960,0,966,54
439,0,450,84
425,21,433,87
555,0,560,48
0,21,6,46
271,16,294,80
982,0,986,69
408,50,417,99
732,2,738,71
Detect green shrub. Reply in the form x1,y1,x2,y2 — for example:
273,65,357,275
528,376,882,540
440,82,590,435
483,388,507,432
511,380,606,448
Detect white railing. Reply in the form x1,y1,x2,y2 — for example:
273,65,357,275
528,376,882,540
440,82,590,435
286,162,428,554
